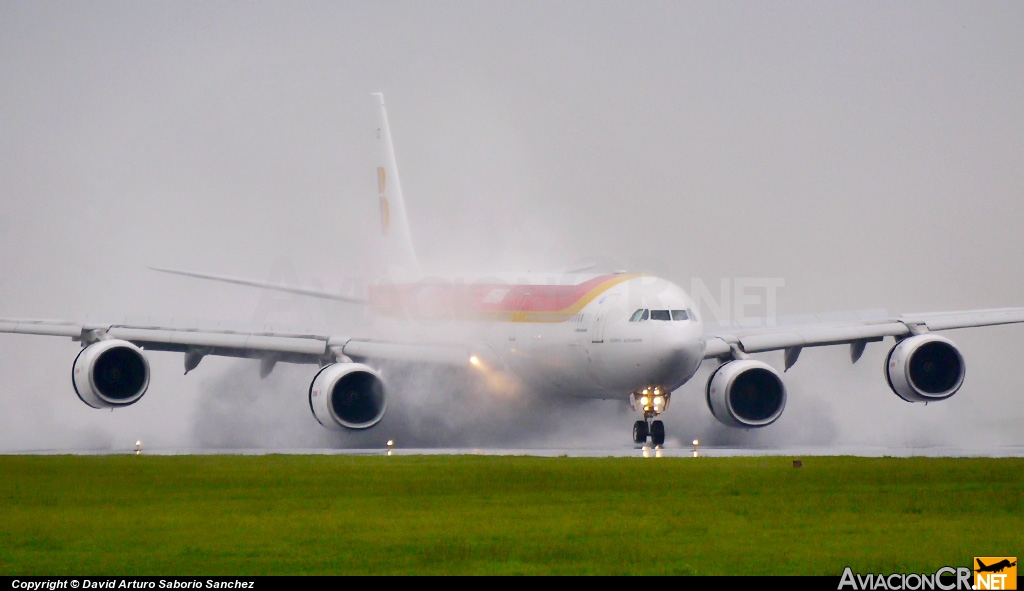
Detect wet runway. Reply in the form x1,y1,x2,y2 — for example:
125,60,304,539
5,444,1024,457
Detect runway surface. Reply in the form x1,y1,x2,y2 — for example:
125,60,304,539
4,445,1024,457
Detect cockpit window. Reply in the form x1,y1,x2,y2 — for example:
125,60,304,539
635,309,689,321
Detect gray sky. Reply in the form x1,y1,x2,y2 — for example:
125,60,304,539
1,1,1022,451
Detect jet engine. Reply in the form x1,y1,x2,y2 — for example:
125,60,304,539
72,339,151,409
308,363,387,430
884,334,965,403
706,359,787,428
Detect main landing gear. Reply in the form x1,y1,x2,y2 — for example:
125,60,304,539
630,387,669,446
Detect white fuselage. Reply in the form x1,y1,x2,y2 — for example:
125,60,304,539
372,274,706,400
498,277,706,398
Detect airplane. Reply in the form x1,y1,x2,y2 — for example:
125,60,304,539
976,559,1016,574
4,93,1024,447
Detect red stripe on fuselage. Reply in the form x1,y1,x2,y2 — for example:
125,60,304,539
368,274,636,322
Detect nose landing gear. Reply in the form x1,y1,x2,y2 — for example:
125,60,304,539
633,418,665,445
630,388,669,446
632,420,648,443
649,419,665,445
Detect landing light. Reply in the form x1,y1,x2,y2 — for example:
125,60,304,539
469,355,480,366
640,396,649,406
654,396,664,406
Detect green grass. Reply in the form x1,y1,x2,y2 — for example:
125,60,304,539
0,455,1019,575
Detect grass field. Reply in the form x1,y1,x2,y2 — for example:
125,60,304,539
0,454,1019,575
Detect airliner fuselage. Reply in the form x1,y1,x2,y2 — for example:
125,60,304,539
499,275,704,399
370,273,706,400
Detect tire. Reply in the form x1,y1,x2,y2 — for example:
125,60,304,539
650,420,665,446
633,420,648,444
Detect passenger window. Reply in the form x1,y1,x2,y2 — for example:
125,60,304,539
650,310,671,321
671,310,688,321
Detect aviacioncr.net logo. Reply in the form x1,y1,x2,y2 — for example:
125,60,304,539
973,557,1017,591
838,567,973,590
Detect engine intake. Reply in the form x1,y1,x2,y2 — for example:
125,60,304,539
885,334,965,402
706,359,787,428
308,363,387,430
72,340,151,408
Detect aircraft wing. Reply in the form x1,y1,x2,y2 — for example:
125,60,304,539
703,307,1024,366
0,318,473,367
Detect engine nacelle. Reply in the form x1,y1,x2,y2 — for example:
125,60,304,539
885,334,965,403
706,359,787,428
308,363,387,430
72,340,151,409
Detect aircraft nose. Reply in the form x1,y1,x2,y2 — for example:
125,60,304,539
667,319,703,350
649,322,704,387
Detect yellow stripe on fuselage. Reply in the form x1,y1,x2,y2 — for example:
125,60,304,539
506,273,638,323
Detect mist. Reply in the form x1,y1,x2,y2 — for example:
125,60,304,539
1,2,1023,452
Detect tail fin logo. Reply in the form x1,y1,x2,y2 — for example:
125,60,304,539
377,166,390,235
379,196,391,235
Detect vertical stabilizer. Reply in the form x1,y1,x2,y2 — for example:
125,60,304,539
373,93,420,279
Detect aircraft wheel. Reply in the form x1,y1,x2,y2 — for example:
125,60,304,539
633,420,648,444
650,420,665,446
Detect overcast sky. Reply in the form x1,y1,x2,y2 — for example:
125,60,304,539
1,1,1022,451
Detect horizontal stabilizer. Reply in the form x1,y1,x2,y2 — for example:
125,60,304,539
148,267,367,304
